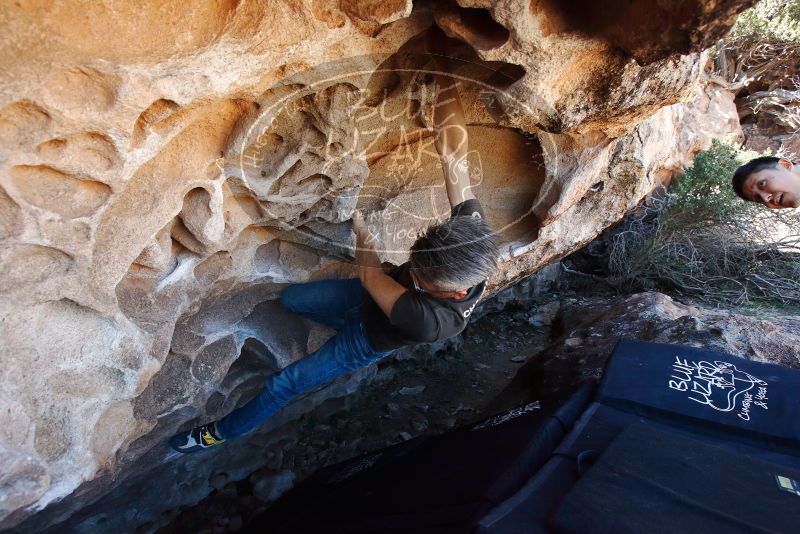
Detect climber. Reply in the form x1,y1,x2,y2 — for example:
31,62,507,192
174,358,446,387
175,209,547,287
731,156,800,209
169,62,498,453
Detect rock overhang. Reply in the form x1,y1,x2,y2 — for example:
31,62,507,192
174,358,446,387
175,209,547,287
0,0,750,530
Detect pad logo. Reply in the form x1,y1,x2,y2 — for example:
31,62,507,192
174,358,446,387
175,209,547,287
472,401,541,431
327,453,383,484
668,356,769,421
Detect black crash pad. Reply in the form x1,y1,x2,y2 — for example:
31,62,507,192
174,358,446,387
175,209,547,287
551,423,800,534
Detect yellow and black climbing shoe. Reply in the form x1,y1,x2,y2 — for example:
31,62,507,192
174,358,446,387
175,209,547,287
169,422,226,454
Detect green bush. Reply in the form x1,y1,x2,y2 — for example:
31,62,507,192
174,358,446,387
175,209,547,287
733,0,800,42
668,140,759,223
608,140,800,308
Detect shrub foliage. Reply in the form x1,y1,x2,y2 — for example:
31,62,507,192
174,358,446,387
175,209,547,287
608,141,800,307
733,0,800,42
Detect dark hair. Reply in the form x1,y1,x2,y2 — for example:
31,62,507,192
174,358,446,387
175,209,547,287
731,157,781,200
409,215,498,291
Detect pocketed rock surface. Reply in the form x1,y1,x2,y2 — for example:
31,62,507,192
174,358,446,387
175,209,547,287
0,0,752,530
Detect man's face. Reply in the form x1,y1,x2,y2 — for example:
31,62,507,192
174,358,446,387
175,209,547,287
742,159,800,209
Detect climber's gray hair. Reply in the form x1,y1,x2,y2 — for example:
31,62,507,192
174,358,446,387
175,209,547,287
409,215,498,291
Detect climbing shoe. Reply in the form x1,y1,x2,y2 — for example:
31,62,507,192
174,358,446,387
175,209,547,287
169,422,226,454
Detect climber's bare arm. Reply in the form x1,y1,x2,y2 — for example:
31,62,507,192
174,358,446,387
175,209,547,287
352,212,406,318
433,72,476,207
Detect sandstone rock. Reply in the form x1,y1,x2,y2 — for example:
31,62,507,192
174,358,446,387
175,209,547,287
527,300,560,326
493,292,800,409
9,165,111,219
36,132,120,175
0,186,23,240
7,0,242,64
411,416,429,433
0,445,50,522
0,101,51,148
0,0,753,531
0,245,71,290
43,67,120,114
130,99,182,149
343,0,413,25
91,402,135,471
252,470,296,503
209,473,229,491
306,322,336,354
527,0,757,64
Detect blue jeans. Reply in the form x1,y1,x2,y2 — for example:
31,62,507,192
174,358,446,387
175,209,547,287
216,278,393,438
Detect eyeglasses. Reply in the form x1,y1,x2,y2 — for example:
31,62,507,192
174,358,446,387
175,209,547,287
410,270,457,296
410,270,431,294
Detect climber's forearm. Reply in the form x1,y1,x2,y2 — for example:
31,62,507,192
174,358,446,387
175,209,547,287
355,235,405,318
354,231,381,274
433,73,476,207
